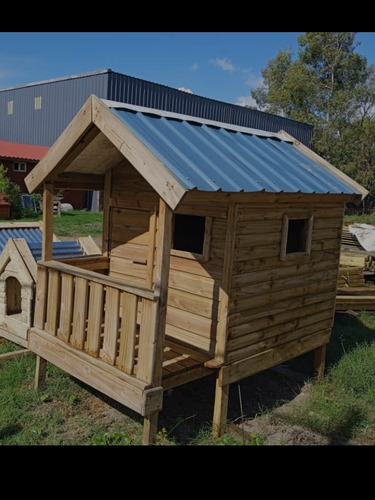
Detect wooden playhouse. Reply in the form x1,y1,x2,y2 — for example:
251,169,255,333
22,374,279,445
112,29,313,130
23,95,367,444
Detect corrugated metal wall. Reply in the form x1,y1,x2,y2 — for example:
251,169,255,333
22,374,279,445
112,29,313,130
0,69,313,147
0,72,109,146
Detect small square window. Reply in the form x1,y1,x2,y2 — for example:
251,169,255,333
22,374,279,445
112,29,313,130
171,214,212,260
281,214,314,261
13,162,27,172
7,100,13,115
34,96,42,110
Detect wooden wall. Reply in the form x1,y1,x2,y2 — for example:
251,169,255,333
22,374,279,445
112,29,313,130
227,201,345,366
105,162,226,357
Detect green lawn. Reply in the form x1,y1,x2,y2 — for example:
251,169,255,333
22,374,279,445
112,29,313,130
14,210,103,238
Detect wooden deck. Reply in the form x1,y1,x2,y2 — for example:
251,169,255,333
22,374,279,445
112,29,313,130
162,339,213,390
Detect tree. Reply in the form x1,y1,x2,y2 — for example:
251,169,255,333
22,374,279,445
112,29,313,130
0,164,23,218
252,32,375,195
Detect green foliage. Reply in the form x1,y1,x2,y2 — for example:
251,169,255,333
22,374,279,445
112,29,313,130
0,164,23,219
251,32,375,194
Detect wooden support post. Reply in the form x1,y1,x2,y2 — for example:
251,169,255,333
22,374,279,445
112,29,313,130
212,369,229,438
142,199,172,445
42,182,54,262
143,411,159,445
35,182,55,388
314,345,326,381
34,355,47,389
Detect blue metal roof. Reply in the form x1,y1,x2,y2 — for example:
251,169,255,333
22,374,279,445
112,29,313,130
0,227,85,260
109,105,362,196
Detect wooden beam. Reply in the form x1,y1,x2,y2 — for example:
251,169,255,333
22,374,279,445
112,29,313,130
29,328,163,415
53,173,104,191
0,349,32,363
42,183,54,261
153,199,173,385
212,369,229,438
92,95,187,210
314,345,326,381
215,202,237,363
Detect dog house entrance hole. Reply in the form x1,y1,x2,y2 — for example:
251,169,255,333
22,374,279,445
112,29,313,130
6,277,22,315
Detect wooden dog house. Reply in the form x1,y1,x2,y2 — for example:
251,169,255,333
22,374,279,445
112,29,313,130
0,222,100,348
24,95,367,444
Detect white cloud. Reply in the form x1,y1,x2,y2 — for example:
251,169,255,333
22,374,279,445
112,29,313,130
190,63,199,71
210,57,235,73
178,87,194,94
243,69,264,89
236,95,259,108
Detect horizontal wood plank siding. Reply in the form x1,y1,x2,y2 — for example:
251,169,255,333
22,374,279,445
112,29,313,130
227,201,344,365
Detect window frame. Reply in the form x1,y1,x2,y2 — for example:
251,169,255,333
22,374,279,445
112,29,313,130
7,100,13,115
13,162,27,173
280,212,314,261
170,213,212,261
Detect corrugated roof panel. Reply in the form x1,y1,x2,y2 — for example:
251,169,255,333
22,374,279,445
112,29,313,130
111,107,361,196
0,227,85,259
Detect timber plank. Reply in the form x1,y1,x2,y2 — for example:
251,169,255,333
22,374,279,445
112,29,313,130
221,329,331,386
226,317,333,363
70,277,88,350
57,273,74,343
45,269,60,336
100,287,120,365
28,327,163,416
117,292,138,374
86,282,104,357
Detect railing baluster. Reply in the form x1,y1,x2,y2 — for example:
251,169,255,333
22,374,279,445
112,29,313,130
45,269,60,336
57,273,74,343
34,266,48,330
70,277,88,349
86,282,104,357
118,292,138,374
100,287,120,365
137,299,158,384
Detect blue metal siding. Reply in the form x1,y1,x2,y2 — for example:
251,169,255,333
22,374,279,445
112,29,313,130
111,107,361,196
107,71,313,146
0,69,313,147
0,72,109,146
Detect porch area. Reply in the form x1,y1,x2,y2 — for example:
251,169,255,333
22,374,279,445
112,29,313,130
29,257,214,438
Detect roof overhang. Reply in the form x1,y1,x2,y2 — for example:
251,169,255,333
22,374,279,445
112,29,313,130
24,94,188,210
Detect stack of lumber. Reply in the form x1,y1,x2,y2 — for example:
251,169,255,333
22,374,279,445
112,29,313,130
337,266,366,287
341,226,365,250
336,286,375,311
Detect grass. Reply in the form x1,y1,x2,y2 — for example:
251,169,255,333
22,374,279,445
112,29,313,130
1,210,375,444
281,312,375,444
344,213,375,225
7,210,103,238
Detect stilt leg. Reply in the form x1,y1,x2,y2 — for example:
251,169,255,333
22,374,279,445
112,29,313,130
213,369,229,438
143,411,159,445
34,356,47,389
314,345,326,381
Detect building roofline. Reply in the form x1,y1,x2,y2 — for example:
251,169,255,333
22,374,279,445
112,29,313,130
0,68,313,132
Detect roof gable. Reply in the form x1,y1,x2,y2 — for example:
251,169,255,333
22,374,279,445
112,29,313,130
25,95,368,209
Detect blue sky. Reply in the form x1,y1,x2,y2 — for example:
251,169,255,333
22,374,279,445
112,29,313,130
1,32,375,107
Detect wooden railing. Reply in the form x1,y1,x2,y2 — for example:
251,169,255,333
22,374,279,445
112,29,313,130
33,260,159,384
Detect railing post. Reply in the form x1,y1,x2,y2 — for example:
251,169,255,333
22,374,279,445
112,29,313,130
35,182,55,387
142,199,172,445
